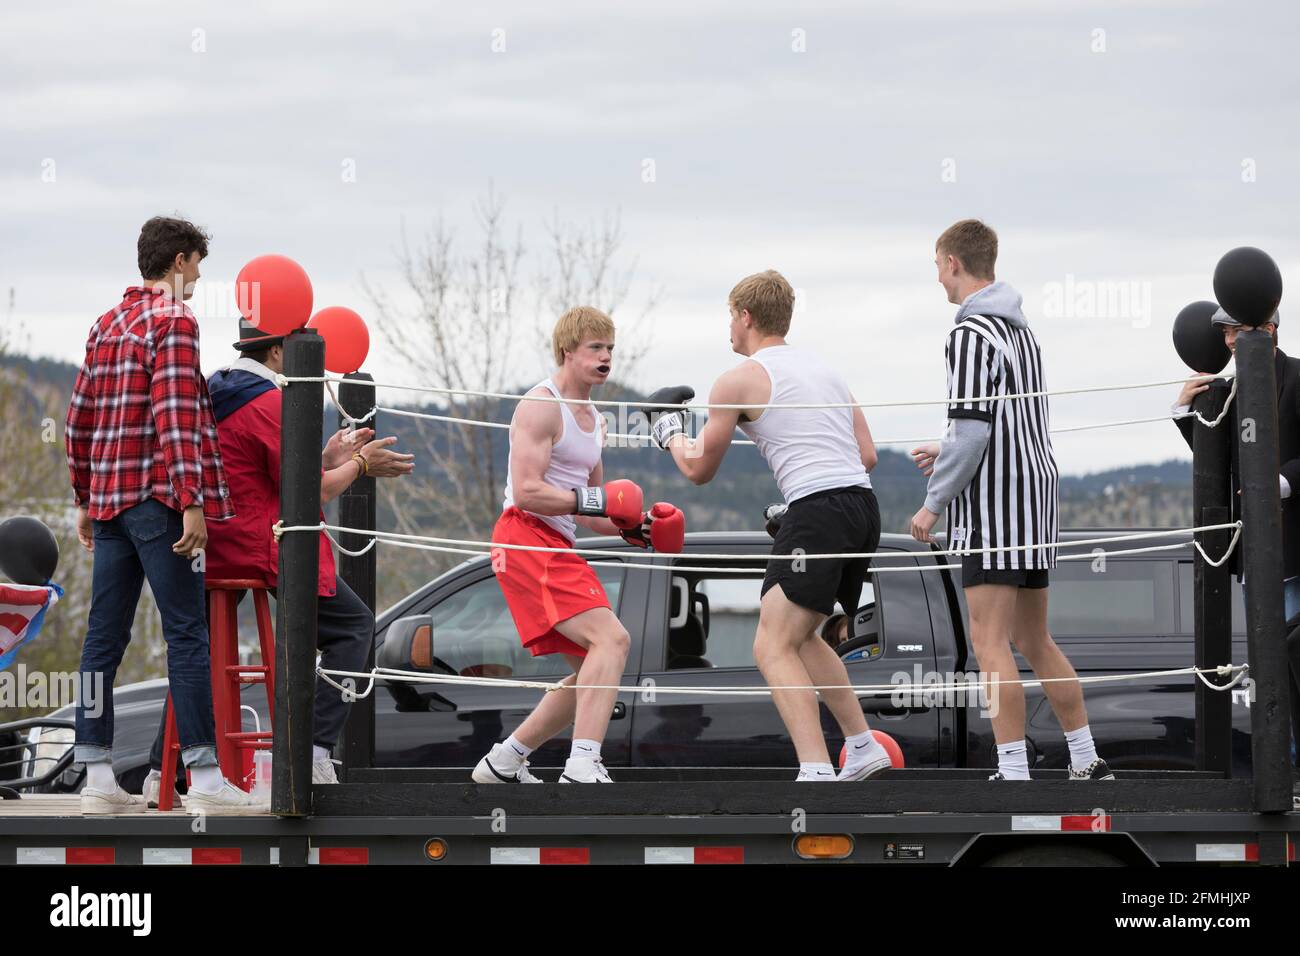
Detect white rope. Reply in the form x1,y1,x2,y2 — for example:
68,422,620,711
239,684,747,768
315,662,1249,700
349,401,1221,448
315,527,965,573
1187,375,1237,428
327,380,378,426
276,519,1241,563
280,372,1227,412
314,525,1238,574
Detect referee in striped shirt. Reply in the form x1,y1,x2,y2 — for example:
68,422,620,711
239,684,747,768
908,219,1113,782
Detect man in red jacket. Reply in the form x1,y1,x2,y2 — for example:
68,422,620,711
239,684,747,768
143,318,413,803
67,216,251,814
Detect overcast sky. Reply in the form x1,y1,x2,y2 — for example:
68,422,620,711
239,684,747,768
3,0,1297,476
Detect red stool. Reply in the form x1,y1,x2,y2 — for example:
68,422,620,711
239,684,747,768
159,579,275,810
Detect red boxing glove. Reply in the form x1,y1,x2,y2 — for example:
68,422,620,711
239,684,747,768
648,502,685,553
574,478,644,529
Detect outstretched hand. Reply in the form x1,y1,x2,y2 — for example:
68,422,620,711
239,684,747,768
910,442,940,477
360,437,415,478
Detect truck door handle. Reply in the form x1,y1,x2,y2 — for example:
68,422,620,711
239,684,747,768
611,701,627,720
860,700,931,716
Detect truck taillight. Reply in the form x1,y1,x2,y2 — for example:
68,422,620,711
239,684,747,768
424,838,448,861
793,835,854,860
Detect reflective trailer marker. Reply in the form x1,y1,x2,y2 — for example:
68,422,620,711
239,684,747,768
1011,815,1110,832
645,846,745,864
143,848,242,865
1196,842,1295,863
17,847,114,865
490,847,590,864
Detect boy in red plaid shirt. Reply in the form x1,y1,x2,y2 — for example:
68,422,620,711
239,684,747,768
66,216,253,814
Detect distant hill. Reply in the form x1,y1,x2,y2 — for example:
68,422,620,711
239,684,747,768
0,352,1192,535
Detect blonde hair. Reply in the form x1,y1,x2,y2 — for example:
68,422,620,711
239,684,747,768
552,305,615,366
936,219,998,280
729,270,795,336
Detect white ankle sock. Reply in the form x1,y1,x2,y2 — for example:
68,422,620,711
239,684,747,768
189,766,224,794
996,741,1031,780
1065,725,1099,770
313,745,330,762
503,735,533,761
85,761,116,792
570,739,601,761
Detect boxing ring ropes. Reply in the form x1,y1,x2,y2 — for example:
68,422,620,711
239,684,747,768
262,329,1294,819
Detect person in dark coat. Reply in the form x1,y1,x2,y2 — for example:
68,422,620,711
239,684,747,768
1174,307,1299,767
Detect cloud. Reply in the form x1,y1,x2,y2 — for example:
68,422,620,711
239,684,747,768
3,0,1297,476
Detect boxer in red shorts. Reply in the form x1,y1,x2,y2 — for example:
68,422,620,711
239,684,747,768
472,306,685,784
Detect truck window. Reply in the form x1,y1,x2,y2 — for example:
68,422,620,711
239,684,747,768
426,564,625,678
1175,562,1246,635
663,564,876,670
1045,558,1176,637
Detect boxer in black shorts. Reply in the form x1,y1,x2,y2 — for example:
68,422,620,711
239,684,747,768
764,486,881,615
648,269,895,782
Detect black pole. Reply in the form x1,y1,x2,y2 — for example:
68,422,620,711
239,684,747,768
1192,381,1232,774
337,373,377,780
274,329,325,818
1233,330,1292,812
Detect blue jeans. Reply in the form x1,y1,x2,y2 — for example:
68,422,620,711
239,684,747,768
146,577,375,770
74,499,218,769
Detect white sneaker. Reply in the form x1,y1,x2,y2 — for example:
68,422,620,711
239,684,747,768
80,784,145,815
472,743,542,784
838,746,893,782
795,767,837,782
185,781,259,813
143,769,181,809
559,756,613,783
312,758,339,784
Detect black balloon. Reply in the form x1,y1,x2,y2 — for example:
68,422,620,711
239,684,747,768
1172,300,1231,374
1212,246,1283,327
0,516,60,586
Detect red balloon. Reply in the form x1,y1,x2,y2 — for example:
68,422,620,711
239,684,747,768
307,306,370,374
236,255,313,336
838,731,905,770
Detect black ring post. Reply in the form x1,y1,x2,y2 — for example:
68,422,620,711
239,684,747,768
274,329,325,818
337,373,377,780
1233,329,1293,812
1192,381,1232,774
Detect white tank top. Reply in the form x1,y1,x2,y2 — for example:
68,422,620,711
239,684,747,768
502,378,603,543
737,345,870,504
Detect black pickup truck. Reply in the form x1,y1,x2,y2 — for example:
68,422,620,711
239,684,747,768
369,528,1256,778
17,528,1256,791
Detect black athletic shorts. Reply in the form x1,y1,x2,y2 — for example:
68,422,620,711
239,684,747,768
960,555,1049,589
762,486,880,617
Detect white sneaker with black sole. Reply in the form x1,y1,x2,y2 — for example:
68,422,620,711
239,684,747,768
1068,757,1116,781
559,756,613,783
472,744,542,784
80,784,145,815
142,769,181,809
313,758,340,784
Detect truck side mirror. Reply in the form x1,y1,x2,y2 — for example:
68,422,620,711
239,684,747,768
378,615,436,672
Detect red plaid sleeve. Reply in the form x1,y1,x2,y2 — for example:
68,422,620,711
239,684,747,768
64,336,97,508
149,305,206,510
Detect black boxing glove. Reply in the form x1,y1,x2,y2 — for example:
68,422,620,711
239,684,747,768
763,503,787,538
645,385,695,449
